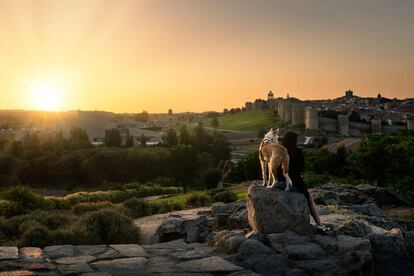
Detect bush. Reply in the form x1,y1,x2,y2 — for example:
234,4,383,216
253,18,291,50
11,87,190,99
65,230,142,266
0,199,19,218
72,201,114,215
79,209,140,244
211,190,237,203
200,168,222,189
185,194,211,208
19,224,51,247
207,188,227,197
150,201,184,214
123,197,152,218
50,229,77,245
33,211,73,230
0,186,45,215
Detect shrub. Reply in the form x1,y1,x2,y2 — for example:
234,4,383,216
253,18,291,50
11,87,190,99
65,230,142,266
0,186,45,215
0,199,20,218
50,229,77,245
200,168,222,189
207,188,227,197
34,211,73,230
19,224,51,247
150,201,184,214
185,194,211,208
79,209,140,244
123,197,152,218
72,201,114,215
211,190,237,203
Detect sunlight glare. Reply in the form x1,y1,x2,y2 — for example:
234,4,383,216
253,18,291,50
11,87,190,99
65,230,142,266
30,80,64,111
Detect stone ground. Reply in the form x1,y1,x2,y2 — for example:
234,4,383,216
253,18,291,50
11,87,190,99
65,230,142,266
134,207,210,245
0,240,251,276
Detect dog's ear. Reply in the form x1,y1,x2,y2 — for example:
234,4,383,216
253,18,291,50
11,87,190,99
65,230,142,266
275,128,280,135
269,128,273,132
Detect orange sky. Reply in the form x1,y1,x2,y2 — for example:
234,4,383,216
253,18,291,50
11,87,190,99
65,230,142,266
0,0,413,113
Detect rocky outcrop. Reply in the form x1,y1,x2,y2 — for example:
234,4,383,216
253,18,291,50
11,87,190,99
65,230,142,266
3,183,412,275
311,183,412,207
247,185,310,235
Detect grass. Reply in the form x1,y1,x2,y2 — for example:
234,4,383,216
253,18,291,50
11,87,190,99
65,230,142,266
150,183,249,207
202,110,282,133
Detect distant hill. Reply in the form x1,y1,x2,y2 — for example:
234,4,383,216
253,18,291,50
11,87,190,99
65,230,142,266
203,110,282,133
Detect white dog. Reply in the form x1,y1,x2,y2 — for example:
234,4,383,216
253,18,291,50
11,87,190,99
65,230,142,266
259,128,292,191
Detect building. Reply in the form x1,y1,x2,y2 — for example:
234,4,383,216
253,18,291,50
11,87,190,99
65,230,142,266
345,90,354,98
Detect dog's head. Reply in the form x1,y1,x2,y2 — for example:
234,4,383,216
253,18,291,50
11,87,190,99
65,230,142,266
264,128,280,144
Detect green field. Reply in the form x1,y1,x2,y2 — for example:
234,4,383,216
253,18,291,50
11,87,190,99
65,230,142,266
203,110,282,133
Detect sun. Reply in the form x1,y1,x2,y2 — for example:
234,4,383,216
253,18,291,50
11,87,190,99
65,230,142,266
30,80,64,111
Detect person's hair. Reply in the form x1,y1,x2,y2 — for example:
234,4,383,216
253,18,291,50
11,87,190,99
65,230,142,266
282,131,298,151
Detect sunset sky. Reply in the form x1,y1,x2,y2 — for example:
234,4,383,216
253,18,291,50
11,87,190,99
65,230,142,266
0,0,413,113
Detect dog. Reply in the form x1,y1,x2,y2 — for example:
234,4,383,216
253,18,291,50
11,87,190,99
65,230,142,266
259,128,292,190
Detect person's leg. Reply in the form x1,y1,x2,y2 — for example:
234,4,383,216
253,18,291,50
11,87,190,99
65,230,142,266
307,194,321,226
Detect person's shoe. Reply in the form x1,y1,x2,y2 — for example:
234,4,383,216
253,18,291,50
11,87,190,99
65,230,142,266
316,224,331,232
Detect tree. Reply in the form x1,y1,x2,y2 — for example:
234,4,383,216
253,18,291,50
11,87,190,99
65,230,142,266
178,124,191,145
139,134,148,147
162,129,178,147
69,127,92,150
211,117,219,128
125,134,134,147
23,133,40,153
211,132,231,163
134,111,149,122
105,128,122,147
170,145,198,191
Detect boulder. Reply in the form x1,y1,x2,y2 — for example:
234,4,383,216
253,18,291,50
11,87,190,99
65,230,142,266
404,231,414,257
236,239,292,276
211,201,246,229
369,229,414,276
336,235,373,274
228,208,249,230
349,203,385,218
247,185,310,235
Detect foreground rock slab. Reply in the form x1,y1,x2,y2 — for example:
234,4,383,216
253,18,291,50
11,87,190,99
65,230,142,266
174,256,244,273
0,247,18,260
91,257,148,276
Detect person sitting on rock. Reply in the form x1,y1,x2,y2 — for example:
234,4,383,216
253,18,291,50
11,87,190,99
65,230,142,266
276,131,330,232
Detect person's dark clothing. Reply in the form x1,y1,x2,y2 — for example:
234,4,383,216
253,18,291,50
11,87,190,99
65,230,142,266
277,147,310,200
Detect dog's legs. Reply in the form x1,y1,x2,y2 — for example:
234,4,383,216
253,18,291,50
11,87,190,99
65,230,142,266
268,162,274,187
267,161,279,188
261,161,268,186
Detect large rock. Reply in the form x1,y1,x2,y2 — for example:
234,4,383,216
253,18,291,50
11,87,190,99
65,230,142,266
236,239,292,276
349,203,386,218
369,230,414,276
247,185,310,235
311,183,412,207
336,235,373,274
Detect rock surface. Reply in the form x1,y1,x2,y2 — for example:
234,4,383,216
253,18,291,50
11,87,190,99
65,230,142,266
247,185,310,234
3,183,413,276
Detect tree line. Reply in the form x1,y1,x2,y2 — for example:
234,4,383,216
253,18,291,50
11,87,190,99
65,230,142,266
0,123,231,190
